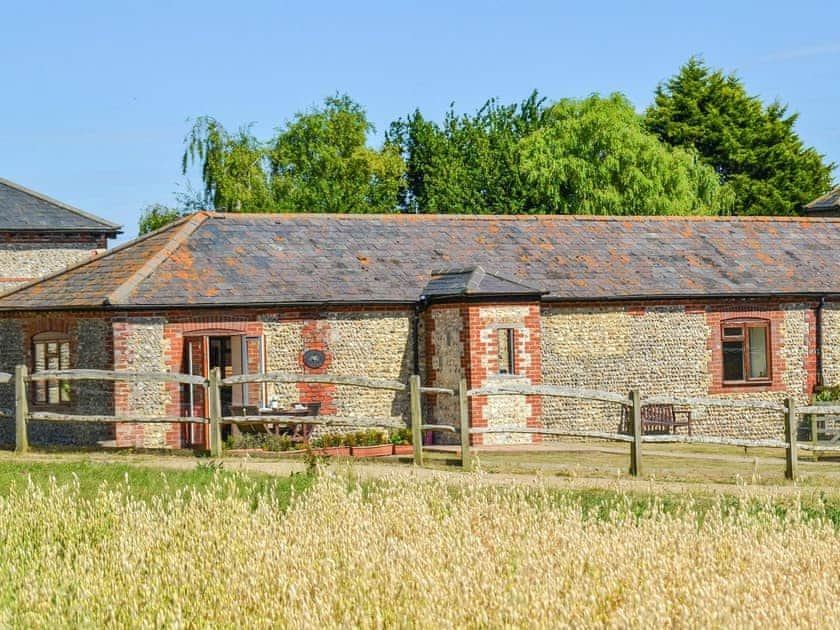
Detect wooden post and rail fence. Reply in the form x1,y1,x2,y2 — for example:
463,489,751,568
1,365,840,480
0,365,462,463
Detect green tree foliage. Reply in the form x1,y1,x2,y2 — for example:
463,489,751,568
389,92,730,215
182,118,273,213
138,203,183,235
181,95,403,215
387,92,546,213
270,95,404,213
644,57,834,215
519,94,731,215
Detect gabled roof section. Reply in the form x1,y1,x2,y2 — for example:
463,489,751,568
422,266,544,299
0,178,122,233
0,212,839,311
804,187,840,213
0,213,207,308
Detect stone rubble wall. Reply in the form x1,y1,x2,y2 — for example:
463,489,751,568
0,315,113,446
427,306,464,445
540,304,815,441
262,311,414,439
0,243,104,292
113,317,174,448
823,303,840,388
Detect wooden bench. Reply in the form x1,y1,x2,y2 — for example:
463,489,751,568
622,404,692,435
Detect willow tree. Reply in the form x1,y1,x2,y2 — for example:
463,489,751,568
518,94,732,215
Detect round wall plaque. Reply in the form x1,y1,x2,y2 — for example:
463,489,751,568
303,349,326,369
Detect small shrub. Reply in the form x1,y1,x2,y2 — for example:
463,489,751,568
814,385,840,402
389,428,412,445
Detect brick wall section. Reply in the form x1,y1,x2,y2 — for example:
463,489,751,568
465,303,542,446
0,232,107,292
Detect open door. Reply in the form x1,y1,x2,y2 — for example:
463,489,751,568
180,333,264,449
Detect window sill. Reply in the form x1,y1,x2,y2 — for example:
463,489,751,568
710,381,781,394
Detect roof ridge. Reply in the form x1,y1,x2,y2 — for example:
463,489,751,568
0,212,201,301
0,177,122,231
105,213,209,305
212,212,840,223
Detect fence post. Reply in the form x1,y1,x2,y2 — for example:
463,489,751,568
14,365,28,454
629,389,642,477
208,367,222,458
810,412,819,462
459,377,472,472
410,374,423,467
784,397,798,481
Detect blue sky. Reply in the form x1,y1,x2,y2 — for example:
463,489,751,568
1,1,838,242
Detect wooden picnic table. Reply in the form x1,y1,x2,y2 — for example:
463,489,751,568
231,404,317,439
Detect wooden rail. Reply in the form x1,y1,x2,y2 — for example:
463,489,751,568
468,383,632,406
470,426,635,443
29,368,206,386
8,362,839,479
220,371,406,392
463,385,819,480
421,424,458,433
642,394,784,412
29,412,206,424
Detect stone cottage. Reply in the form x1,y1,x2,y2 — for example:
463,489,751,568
0,178,121,293
0,211,837,448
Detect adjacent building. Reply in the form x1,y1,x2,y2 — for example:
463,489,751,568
803,187,840,218
0,178,121,293
0,212,837,449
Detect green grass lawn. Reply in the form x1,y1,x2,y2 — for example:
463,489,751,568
0,459,313,507
1,456,838,531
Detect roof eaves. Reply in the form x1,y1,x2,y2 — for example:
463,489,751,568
0,177,123,231
105,213,209,306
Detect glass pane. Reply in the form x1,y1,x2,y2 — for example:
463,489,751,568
748,327,768,379
498,329,512,375
723,327,743,338
723,341,744,381
59,342,70,370
48,381,58,405
34,343,45,372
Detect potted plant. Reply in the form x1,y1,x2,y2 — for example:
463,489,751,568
311,433,350,457
390,427,413,456
350,430,392,457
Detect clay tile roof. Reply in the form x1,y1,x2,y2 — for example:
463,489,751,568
0,178,121,233
804,187,840,213
1,212,839,310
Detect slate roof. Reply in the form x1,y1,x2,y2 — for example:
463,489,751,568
804,187,840,213
1,211,839,310
423,266,544,299
0,178,121,233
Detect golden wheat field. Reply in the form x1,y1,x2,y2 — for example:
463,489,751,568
0,469,838,628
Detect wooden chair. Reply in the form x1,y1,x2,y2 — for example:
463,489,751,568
622,404,692,435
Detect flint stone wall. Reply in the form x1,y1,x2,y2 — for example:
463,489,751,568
0,315,112,446
540,304,814,441
0,243,103,292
